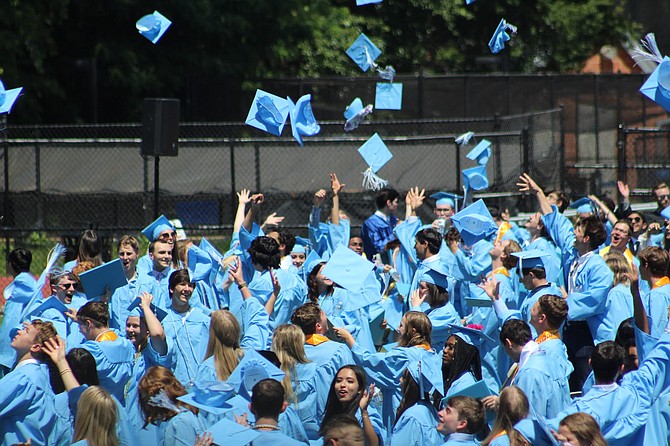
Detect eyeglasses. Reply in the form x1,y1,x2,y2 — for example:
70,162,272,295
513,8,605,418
59,282,76,290
628,217,641,223
157,231,177,242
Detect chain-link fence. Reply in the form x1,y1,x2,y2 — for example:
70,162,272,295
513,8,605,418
0,107,562,269
617,126,670,196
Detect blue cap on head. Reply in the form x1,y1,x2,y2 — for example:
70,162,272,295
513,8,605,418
512,249,550,272
141,215,175,241
569,197,596,215
430,192,461,209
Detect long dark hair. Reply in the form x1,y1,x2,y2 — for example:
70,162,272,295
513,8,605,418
307,262,333,302
395,369,428,426
424,282,449,309
442,335,482,394
320,365,366,434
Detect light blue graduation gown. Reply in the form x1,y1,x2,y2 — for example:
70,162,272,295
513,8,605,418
525,237,561,285
642,282,670,339
126,338,176,434
518,282,563,338
0,361,56,446
542,207,614,343
411,302,460,351
0,272,38,370
602,283,634,341
162,305,210,385
320,288,375,352
136,267,175,311
304,337,354,396
489,433,511,446
350,342,440,434
389,401,445,446
81,336,135,405
22,296,85,347
513,349,570,418
355,405,387,445
289,361,330,441
442,432,479,445
309,206,351,259
445,371,478,399
361,213,398,259
109,276,151,331
452,239,493,317
138,410,204,446
249,430,305,446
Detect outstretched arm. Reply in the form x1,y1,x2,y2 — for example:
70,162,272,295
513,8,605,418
330,173,345,226
233,189,251,234
589,195,617,226
242,193,264,232
625,266,650,334
517,173,552,215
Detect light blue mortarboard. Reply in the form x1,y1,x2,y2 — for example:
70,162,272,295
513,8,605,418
304,250,325,275
226,349,285,399
407,357,444,397
466,139,492,166
188,244,214,282
465,0,477,4
357,0,383,4
291,236,311,254
291,245,306,254
344,97,374,132
640,57,670,113
320,245,375,292
209,418,261,446
661,205,670,220
430,192,462,210
418,261,451,289
446,323,494,349
511,249,550,272
513,416,560,446
441,379,497,406
27,296,69,317
346,33,382,72
141,215,175,241
451,199,498,246
569,197,596,215
245,89,291,137
127,297,168,321
78,259,128,299
288,94,320,146
375,83,403,110
0,80,23,114
199,237,224,264
462,165,489,191
136,11,172,44
177,381,236,415
489,19,517,54
358,133,393,190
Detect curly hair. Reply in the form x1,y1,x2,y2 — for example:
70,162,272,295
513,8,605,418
138,366,198,427
248,236,281,269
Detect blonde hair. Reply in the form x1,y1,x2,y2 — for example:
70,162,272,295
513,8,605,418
398,311,432,347
73,386,119,446
481,386,528,446
203,310,243,380
271,324,309,403
604,251,631,286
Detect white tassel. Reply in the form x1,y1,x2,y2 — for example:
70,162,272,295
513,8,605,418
376,65,396,82
505,22,518,34
632,33,664,66
148,389,186,413
362,167,388,191
20,243,66,321
455,131,475,146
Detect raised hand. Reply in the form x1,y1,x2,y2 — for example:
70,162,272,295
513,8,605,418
516,173,542,195
237,189,251,205
262,212,285,227
313,189,326,207
330,173,345,195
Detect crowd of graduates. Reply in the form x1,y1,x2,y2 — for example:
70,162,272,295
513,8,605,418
3,172,670,446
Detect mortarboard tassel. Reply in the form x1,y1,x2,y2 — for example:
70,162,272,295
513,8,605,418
455,131,475,146
632,33,664,66
361,167,388,191
20,243,67,321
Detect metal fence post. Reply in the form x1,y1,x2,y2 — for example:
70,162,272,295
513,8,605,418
229,141,236,224
616,123,626,184
559,105,566,191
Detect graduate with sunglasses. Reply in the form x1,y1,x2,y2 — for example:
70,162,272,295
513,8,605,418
137,215,178,277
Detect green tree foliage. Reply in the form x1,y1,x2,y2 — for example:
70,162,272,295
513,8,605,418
0,0,641,124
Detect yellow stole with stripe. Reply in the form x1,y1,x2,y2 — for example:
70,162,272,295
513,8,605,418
305,334,330,346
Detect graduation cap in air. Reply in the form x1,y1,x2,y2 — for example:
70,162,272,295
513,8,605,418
208,418,262,446
357,0,383,4
466,139,492,166
511,249,550,274
187,244,214,282
320,245,375,292
78,259,127,299
0,80,23,114
245,89,291,136
451,199,498,246
635,35,670,112
136,11,172,44
141,215,175,241
489,19,517,54
344,97,374,132
430,192,462,212
358,133,393,190
226,349,285,399
375,83,403,110
177,381,236,415
346,33,382,72
288,94,320,146
569,197,597,215
462,165,489,192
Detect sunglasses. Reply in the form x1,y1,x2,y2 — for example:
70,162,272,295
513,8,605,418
657,195,670,201
157,231,177,242
628,217,642,223
59,282,76,290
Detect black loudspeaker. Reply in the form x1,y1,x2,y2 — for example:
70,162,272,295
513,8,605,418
141,98,180,157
